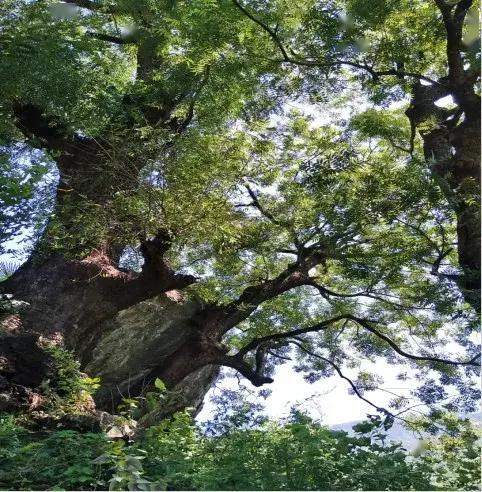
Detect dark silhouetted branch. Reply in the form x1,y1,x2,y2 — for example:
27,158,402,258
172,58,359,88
245,185,286,227
236,314,349,357
231,0,290,61
351,316,480,367
233,313,480,369
221,247,328,330
289,341,388,414
216,354,274,386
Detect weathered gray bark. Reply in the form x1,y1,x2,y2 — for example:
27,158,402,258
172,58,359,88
84,292,213,412
0,281,220,424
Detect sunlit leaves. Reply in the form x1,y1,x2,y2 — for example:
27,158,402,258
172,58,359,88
0,1,132,136
0,0,478,425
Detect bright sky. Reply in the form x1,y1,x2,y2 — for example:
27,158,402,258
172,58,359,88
198,359,416,426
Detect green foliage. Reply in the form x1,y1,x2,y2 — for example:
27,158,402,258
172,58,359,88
0,415,22,461
41,345,100,414
140,411,200,490
0,417,112,490
0,5,479,490
38,195,109,259
94,445,160,491
116,377,169,423
350,108,413,151
420,430,481,490
189,421,426,491
410,412,482,490
0,1,132,137
2,409,479,491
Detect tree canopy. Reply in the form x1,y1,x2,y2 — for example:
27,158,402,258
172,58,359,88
0,0,480,465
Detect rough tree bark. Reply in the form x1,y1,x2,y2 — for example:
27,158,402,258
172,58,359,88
1,50,331,417
0,63,330,424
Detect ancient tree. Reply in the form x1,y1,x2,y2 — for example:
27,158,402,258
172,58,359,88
0,0,479,428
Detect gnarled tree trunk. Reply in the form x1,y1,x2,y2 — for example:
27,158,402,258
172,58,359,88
0,198,326,426
0,18,226,424
0,247,220,422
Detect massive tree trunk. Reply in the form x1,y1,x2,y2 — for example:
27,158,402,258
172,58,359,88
406,81,480,311
0,16,227,424
0,79,222,421
0,97,313,421
0,174,326,425
0,243,220,421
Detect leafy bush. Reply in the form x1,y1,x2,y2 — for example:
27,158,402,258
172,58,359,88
1,410,479,491
40,344,100,415
0,417,112,490
411,413,481,491
136,412,433,491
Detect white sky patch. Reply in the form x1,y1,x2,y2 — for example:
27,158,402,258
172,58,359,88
0,235,30,263
271,96,369,131
198,360,418,426
435,95,455,108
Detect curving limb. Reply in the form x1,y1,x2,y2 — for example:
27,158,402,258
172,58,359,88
289,340,390,415
215,353,274,387
350,316,481,367
214,311,478,389
236,315,349,357
219,247,329,331
228,314,480,387
231,0,441,85
245,185,287,228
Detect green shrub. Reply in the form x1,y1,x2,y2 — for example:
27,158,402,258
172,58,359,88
0,418,112,490
1,411,479,491
41,344,100,415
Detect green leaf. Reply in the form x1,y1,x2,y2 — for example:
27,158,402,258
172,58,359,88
154,378,166,392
